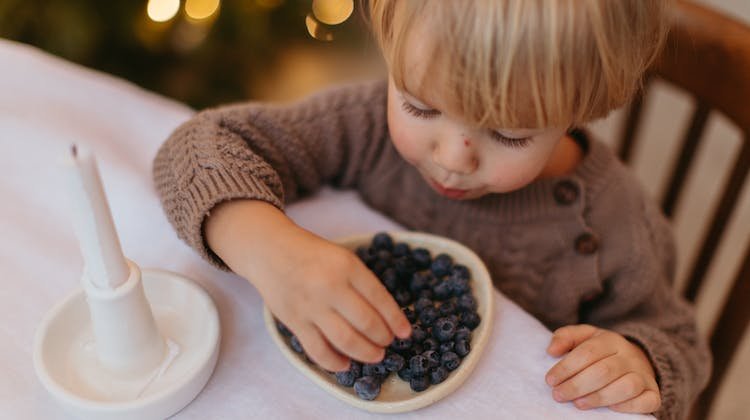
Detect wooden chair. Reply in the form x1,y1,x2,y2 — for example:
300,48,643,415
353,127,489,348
617,1,750,418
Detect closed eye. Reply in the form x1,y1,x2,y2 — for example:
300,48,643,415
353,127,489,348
402,101,441,119
490,131,532,148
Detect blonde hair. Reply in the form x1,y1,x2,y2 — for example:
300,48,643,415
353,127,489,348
367,0,668,128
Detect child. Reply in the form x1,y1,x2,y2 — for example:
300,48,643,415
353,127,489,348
153,1,709,418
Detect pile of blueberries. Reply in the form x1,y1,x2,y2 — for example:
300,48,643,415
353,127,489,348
276,232,481,401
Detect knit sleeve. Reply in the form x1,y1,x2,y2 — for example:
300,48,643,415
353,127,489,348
152,80,390,269
582,177,711,420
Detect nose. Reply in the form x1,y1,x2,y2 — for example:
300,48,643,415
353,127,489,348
432,133,478,175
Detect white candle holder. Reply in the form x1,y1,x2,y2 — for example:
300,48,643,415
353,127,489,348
32,146,220,419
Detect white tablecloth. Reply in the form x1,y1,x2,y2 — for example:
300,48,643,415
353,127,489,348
0,39,653,419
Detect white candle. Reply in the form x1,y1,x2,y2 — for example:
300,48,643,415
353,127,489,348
65,144,129,289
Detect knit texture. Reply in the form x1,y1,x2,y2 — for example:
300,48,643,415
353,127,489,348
153,80,710,419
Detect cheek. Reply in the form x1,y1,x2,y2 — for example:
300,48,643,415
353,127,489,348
484,151,552,190
387,104,425,164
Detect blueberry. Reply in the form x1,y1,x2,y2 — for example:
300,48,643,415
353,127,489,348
439,341,455,354
392,242,411,257
460,311,481,330
410,375,430,392
383,352,405,372
335,370,357,387
431,253,453,277
290,335,304,354
335,362,362,387
433,280,453,300
397,367,413,381
393,289,412,307
408,343,424,358
456,294,477,312
418,306,439,326
376,249,392,265
372,232,394,251
410,324,427,343
411,248,432,270
438,300,457,317
414,297,433,313
451,264,470,280
409,355,430,376
421,337,439,352
455,339,471,357
409,271,431,294
394,255,417,279
441,351,461,370
355,246,376,265
430,366,449,385
422,350,440,368
380,268,399,292
449,276,470,296
354,376,381,400
433,317,457,342
369,259,388,276
275,320,293,338
403,307,417,323
390,337,413,353
454,326,472,342
363,362,388,378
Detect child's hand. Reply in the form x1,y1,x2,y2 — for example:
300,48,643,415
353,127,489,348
257,232,412,372
545,324,661,414
205,199,412,373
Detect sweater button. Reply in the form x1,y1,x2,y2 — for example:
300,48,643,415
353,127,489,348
575,233,598,255
553,180,579,205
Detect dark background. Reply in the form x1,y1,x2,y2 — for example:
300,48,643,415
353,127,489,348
0,0,379,108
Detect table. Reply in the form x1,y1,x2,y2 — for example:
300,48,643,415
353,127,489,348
0,39,652,419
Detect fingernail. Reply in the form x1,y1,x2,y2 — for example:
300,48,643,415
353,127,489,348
574,399,589,409
553,390,564,402
546,374,556,386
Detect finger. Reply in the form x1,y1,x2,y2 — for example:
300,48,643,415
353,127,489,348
317,310,385,365
609,389,662,414
552,354,628,402
333,289,393,347
572,372,648,409
546,335,616,386
294,321,350,372
349,264,412,338
547,324,598,357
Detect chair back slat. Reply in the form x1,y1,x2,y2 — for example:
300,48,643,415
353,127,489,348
661,103,710,218
618,86,647,163
694,242,750,420
684,136,750,302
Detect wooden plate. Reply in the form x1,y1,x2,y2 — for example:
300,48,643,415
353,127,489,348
262,231,495,413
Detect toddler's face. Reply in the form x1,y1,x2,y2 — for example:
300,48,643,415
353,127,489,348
386,78,568,200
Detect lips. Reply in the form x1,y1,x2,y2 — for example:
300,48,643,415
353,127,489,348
429,178,468,199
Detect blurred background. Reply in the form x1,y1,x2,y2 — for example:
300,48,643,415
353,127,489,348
0,0,385,108
1,0,748,419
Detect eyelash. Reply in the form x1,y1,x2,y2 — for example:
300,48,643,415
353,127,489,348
401,101,440,119
490,131,532,149
402,99,532,148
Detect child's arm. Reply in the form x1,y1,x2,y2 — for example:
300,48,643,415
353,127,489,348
543,184,710,420
205,199,410,371
153,81,411,371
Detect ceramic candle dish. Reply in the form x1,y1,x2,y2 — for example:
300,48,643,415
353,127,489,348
263,231,495,413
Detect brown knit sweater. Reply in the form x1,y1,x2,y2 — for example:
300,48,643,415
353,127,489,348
153,80,710,419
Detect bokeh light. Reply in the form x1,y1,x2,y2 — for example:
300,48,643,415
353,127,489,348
185,0,221,20
305,14,334,41
312,0,353,25
147,0,180,22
